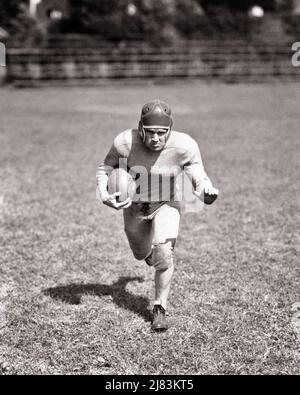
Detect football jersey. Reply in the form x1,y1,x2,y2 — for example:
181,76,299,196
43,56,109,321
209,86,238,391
97,129,212,203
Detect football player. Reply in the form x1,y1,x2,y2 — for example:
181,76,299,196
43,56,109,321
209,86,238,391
97,100,219,331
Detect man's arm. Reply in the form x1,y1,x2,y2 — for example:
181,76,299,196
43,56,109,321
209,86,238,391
96,140,132,210
97,143,119,200
183,139,219,205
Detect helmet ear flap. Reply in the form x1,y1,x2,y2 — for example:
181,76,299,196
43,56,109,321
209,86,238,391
138,121,146,143
166,119,173,141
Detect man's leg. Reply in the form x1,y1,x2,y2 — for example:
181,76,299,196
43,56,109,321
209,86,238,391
123,205,153,261
146,204,180,322
123,203,180,331
147,240,175,311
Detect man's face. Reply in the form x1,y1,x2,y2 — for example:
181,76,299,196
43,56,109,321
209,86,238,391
143,128,170,152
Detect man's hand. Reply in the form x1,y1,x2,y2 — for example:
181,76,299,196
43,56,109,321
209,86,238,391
101,191,132,210
194,186,219,205
203,186,219,205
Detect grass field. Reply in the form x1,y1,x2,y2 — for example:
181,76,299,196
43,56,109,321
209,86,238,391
0,82,299,375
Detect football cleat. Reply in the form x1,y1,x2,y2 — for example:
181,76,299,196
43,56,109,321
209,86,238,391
151,305,169,332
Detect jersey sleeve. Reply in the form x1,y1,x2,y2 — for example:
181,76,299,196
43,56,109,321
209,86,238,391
182,138,213,193
96,132,130,199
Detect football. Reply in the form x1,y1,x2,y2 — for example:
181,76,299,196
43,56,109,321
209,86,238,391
107,168,136,202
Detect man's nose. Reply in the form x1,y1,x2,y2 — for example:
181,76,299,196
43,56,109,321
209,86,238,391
152,133,159,141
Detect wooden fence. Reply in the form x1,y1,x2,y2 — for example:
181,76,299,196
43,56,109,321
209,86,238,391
2,39,300,85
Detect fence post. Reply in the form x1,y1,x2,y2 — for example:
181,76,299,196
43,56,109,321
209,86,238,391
0,42,7,84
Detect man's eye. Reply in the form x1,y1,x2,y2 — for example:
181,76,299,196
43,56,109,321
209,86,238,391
145,130,167,137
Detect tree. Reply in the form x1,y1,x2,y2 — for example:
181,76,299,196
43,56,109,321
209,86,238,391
0,0,28,31
58,0,176,42
0,0,45,45
199,0,277,12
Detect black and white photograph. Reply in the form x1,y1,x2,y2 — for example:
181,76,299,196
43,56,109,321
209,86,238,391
0,0,299,378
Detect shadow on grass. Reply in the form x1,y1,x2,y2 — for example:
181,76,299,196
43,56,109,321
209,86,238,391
43,276,152,322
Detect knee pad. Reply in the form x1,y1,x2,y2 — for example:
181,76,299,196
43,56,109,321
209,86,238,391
146,242,174,271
